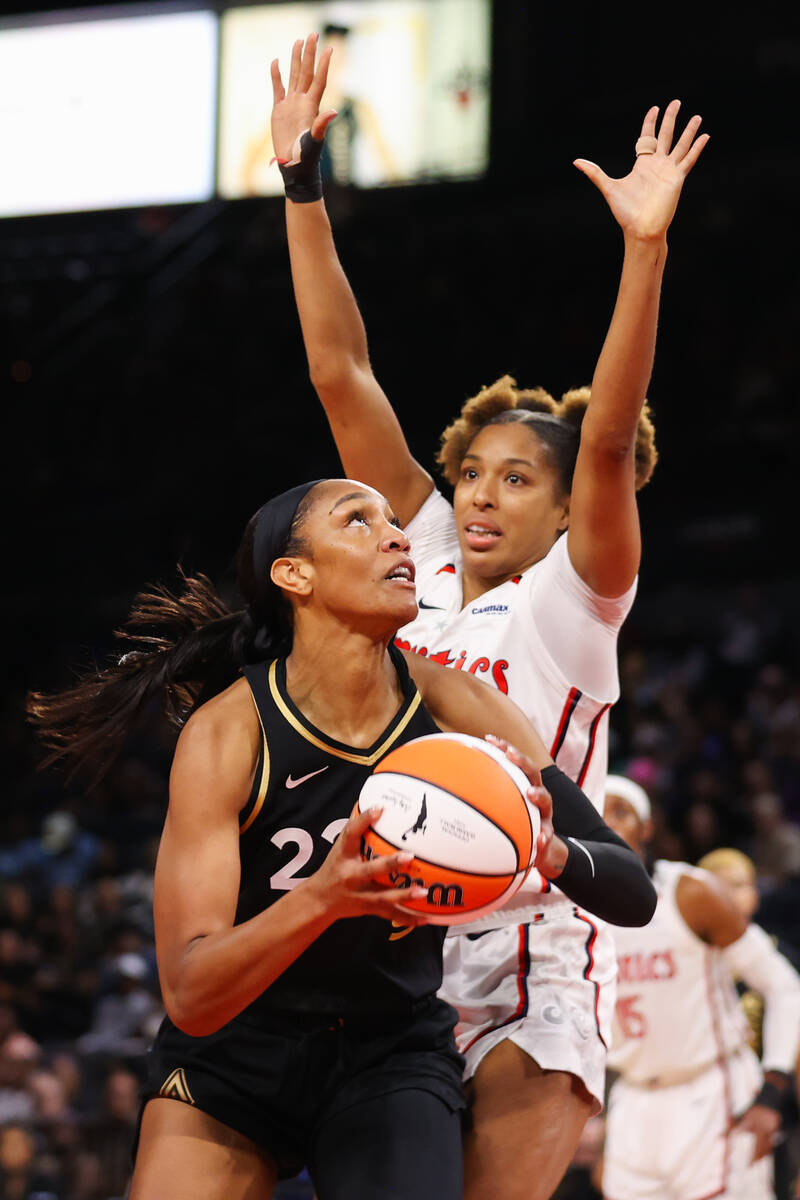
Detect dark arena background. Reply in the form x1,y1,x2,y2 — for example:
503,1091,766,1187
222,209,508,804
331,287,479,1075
2,3,799,1198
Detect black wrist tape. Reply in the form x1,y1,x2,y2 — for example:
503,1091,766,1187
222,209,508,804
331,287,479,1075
278,130,324,203
755,1079,789,1113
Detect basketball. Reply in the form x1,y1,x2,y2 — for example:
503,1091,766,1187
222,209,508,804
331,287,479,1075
358,732,540,925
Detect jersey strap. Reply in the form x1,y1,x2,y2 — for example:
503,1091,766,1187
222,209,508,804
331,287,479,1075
242,643,423,770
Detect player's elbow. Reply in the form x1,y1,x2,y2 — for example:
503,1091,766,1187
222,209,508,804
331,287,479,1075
164,986,225,1038
609,868,657,928
308,354,368,401
161,955,227,1037
628,872,658,926
580,423,636,467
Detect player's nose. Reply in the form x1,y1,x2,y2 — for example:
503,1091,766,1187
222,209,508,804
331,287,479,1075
380,524,410,553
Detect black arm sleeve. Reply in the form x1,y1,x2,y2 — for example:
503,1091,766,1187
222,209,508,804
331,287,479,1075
542,765,656,927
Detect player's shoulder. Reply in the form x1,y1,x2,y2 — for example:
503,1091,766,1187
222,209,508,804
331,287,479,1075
176,677,260,764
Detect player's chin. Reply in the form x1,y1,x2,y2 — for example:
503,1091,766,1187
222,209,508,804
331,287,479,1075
389,596,419,627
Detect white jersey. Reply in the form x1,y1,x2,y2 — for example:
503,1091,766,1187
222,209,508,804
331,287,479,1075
399,489,637,815
609,860,752,1085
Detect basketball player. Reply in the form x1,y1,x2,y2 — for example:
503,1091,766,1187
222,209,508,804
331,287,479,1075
603,775,800,1200
29,480,655,1200
270,33,707,1197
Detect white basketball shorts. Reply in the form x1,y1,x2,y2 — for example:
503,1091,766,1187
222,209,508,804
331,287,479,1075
439,899,616,1112
603,1045,773,1200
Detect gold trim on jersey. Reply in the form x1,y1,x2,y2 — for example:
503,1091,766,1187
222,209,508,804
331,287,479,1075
159,1067,195,1105
240,690,270,836
268,660,422,766
389,921,416,942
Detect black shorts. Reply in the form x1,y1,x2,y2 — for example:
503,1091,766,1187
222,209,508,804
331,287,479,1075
141,995,465,1193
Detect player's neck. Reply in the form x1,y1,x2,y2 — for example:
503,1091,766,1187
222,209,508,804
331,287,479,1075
285,629,403,749
461,566,517,607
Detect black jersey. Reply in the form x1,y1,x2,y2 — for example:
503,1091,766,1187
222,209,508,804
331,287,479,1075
236,644,445,1017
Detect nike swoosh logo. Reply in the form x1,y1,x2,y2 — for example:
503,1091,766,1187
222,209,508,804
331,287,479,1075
285,767,329,789
418,600,445,610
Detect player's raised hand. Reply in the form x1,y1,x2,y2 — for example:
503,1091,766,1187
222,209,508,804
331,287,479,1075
306,806,429,925
270,32,337,164
574,100,709,242
484,734,560,875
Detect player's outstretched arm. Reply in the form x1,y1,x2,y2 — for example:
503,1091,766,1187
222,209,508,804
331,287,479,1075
405,652,656,926
272,34,432,527
155,685,427,1037
567,101,709,597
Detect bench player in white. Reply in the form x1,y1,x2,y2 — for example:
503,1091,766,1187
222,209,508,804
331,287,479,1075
270,33,708,1199
603,775,800,1200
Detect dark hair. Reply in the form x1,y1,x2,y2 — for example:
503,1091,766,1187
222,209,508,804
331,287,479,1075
27,483,322,785
437,376,657,494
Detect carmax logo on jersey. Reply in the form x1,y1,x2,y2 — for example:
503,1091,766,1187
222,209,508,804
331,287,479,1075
470,603,509,616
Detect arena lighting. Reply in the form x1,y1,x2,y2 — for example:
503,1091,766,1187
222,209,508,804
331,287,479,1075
0,3,218,217
0,0,490,218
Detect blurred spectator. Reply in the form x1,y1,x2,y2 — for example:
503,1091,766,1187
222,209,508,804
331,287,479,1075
0,812,100,893
82,1065,140,1199
0,1033,42,1124
77,953,160,1058
749,791,800,884
0,1123,61,1200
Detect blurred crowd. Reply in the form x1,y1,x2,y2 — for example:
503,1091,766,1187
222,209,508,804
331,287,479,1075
2,580,798,1200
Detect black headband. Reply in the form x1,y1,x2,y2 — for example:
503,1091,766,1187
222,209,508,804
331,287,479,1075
251,479,324,599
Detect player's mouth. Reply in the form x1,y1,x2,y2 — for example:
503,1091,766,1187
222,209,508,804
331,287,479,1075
464,521,503,551
384,558,416,588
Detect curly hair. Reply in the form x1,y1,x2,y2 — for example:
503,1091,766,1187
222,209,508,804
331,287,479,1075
437,376,658,495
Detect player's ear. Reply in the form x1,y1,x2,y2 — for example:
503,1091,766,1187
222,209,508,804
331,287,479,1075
271,556,313,598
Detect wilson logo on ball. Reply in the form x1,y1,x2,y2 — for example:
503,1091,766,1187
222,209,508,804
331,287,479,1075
363,843,467,910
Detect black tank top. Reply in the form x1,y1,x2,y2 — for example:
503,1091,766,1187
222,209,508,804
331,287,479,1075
236,645,445,1017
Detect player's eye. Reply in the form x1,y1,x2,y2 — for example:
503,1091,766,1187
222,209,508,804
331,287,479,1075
347,510,368,526
390,516,403,530
506,473,526,485
461,467,478,480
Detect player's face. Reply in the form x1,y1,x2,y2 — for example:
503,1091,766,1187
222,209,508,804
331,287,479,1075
302,481,417,634
453,424,569,583
604,793,645,854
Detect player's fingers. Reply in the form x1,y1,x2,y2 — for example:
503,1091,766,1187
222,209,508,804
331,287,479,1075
340,806,381,856
670,113,702,162
527,784,552,822
500,741,539,784
638,104,659,140
298,32,317,91
310,43,333,103
573,159,613,196
270,59,285,104
287,37,303,91
656,98,681,154
679,131,710,174
484,733,508,753
360,884,428,914
359,849,415,879
311,108,338,141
